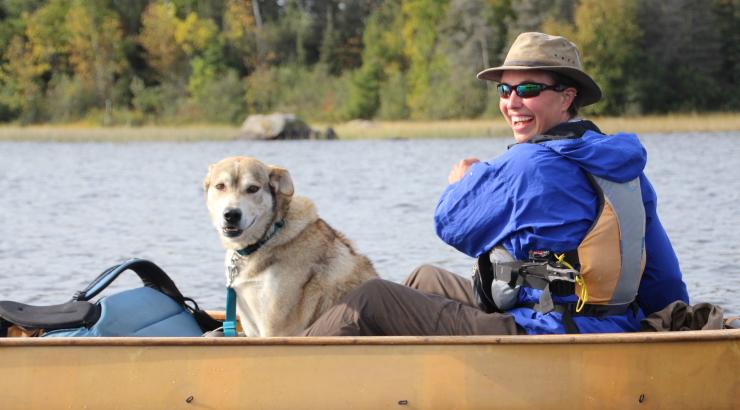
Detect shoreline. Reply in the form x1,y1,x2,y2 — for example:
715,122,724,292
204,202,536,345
0,113,738,142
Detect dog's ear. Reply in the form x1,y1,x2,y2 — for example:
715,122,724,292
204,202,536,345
203,164,214,193
269,166,294,197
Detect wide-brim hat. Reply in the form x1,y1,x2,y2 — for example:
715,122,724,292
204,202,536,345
477,32,602,107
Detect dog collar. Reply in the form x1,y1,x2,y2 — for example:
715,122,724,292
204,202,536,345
235,220,285,257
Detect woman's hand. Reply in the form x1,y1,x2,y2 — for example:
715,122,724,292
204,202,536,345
448,158,480,184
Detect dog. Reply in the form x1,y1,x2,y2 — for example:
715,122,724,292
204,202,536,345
204,156,378,336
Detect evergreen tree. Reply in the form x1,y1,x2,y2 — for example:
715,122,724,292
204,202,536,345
636,0,727,113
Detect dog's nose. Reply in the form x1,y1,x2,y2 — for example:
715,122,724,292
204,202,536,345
223,208,242,224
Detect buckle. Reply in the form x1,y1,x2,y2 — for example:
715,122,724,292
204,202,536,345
528,250,551,262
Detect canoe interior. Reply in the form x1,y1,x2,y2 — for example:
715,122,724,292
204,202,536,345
1,330,738,409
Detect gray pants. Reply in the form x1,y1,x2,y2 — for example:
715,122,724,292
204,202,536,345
302,264,521,336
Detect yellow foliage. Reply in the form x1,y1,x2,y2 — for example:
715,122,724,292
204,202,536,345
541,18,575,41
25,2,69,70
65,2,126,94
2,36,47,98
175,13,218,56
223,0,255,43
139,2,182,78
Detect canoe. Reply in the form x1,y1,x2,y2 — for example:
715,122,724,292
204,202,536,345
1,329,738,409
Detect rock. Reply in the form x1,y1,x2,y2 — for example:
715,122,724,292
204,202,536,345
238,113,336,140
322,127,337,140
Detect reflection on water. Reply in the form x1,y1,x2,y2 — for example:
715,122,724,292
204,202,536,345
0,132,738,315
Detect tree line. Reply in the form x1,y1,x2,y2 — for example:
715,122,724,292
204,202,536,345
0,0,737,125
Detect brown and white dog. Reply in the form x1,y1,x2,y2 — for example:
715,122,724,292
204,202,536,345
204,156,378,336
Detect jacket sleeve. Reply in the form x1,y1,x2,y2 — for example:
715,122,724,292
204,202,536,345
434,160,512,257
434,145,595,259
637,174,690,314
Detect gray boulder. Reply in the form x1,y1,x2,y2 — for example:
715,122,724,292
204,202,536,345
239,113,335,140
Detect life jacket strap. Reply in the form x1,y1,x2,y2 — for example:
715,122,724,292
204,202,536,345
521,301,639,334
522,300,638,317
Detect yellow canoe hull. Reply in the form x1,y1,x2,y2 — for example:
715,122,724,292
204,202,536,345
1,330,738,409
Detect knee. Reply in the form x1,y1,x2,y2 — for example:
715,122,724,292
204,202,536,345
414,264,442,275
339,279,395,321
403,264,446,288
349,278,393,304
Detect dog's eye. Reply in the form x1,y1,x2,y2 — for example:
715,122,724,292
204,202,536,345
214,183,226,190
246,185,260,194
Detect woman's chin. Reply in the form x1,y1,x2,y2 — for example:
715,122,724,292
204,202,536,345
514,132,534,143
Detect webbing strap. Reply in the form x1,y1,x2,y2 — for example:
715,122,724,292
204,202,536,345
224,287,238,337
562,308,580,334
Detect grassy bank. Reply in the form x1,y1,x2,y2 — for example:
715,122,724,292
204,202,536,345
333,113,740,139
0,113,738,142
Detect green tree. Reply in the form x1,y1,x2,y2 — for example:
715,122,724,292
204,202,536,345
402,0,449,118
344,0,406,119
712,0,739,111
635,0,731,113
432,0,512,119
545,0,642,115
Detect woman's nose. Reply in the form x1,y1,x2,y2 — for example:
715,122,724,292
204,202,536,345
505,93,523,108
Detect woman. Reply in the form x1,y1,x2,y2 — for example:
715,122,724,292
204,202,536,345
303,32,688,336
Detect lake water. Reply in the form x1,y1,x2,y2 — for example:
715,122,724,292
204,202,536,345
0,132,738,315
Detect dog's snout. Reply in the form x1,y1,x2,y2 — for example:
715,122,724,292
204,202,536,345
223,208,242,224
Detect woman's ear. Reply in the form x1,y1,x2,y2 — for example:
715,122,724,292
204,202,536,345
562,87,578,111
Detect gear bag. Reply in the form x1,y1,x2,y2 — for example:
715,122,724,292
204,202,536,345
0,259,221,337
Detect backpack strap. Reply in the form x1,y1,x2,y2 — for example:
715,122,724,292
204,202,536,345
73,258,185,303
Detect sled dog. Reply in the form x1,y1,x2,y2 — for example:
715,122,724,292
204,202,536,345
204,156,378,336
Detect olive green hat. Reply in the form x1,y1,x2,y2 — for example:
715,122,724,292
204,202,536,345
477,32,602,107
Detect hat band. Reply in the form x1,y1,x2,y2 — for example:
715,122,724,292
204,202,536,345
502,60,578,68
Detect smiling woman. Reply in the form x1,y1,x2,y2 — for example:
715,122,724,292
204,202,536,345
496,70,576,143
432,32,691,335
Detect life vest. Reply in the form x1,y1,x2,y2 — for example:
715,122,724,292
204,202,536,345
472,126,647,329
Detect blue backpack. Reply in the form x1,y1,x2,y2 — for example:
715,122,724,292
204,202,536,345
0,259,221,337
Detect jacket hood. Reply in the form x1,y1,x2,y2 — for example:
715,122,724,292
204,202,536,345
539,130,647,182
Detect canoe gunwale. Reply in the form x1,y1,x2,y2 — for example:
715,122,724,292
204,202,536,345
1,328,737,347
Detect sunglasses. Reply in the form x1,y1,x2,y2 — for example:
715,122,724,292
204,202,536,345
497,82,567,98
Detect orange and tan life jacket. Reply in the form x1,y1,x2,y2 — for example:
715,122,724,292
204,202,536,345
482,173,647,314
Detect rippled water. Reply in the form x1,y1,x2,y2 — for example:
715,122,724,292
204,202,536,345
0,132,738,315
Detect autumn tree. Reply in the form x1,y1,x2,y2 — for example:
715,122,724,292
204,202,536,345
65,1,128,105
138,2,186,84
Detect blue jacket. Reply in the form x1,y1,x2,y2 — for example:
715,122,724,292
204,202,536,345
434,126,689,334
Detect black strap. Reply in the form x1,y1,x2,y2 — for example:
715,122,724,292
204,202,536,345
0,300,100,331
183,297,222,332
562,308,580,334
73,258,186,303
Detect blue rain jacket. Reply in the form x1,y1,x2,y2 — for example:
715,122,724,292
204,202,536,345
435,127,689,334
